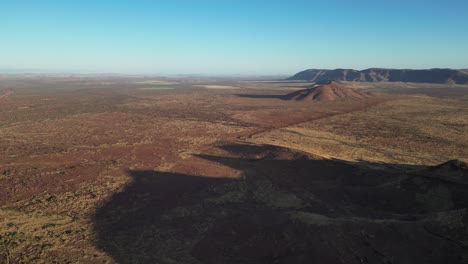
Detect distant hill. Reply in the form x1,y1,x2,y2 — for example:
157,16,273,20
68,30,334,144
284,80,369,101
416,159,468,185
287,68,468,84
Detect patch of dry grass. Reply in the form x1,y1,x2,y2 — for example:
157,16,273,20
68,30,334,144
250,96,468,165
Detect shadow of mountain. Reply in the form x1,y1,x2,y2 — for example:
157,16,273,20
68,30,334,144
94,143,468,264
235,93,287,100
93,171,234,263
235,92,305,101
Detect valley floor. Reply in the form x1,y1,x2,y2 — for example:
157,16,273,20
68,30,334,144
0,78,467,263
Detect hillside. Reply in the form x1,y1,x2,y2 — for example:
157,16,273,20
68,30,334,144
287,68,468,84
284,80,369,101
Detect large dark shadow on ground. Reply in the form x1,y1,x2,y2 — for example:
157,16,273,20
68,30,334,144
235,93,288,100
235,80,335,100
94,143,468,264
94,171,233,263
235,91,309,101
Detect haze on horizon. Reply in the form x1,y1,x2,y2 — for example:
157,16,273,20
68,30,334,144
2,0,468,75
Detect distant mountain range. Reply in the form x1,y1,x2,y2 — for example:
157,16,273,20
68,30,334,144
287,68,468,84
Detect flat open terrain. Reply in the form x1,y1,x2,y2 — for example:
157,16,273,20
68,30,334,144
0,76,467,263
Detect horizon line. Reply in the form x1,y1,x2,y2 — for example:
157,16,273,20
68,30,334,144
0,66,467,77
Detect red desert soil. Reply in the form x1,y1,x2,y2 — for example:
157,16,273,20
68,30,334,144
285,80,369,101
0,89,14,102
1,77,467,263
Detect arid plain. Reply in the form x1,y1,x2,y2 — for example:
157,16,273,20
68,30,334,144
1,76,467,263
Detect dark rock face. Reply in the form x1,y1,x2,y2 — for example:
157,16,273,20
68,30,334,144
287,68,468,84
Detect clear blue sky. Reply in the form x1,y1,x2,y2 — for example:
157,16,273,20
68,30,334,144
2,0,468,75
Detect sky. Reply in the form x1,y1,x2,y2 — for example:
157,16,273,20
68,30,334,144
1,0,468,75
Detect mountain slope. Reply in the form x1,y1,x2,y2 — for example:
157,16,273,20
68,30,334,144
284,81,369,101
